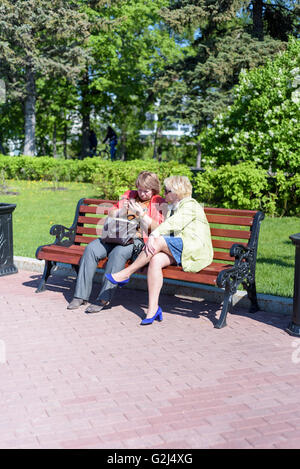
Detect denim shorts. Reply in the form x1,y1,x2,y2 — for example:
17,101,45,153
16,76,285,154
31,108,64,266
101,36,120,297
163,236,183,265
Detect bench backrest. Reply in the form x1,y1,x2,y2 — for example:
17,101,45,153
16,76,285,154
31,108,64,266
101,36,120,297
71,198,262,264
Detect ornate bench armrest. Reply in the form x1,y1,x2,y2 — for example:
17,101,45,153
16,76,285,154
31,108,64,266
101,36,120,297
230,243,251,260
217,243,255,290
50,224,76,246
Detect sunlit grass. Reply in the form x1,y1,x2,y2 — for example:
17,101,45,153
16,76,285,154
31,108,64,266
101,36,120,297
2,179,299,298
256,216,298,298
2,179,95,258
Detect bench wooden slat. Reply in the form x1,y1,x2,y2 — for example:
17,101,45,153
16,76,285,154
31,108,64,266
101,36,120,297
76,230,250,248
39,239,237,262
212,239,247,249
38,252,111,270
76,223,252,239
38,251,82,264
204,207,257,216
162,263,232,285
83,198,117,205
82,201,258,218
213,252,234,261
210,228,251,239
76,226,99,235
74,235,99,244
79,205,112,215
76,223,252,237
76,224,251,239
77,215,104,225
162,270,217,285
165,262,230,274
37,244,233,273
206,214,253,226
39,244,85,253
37,246,128,270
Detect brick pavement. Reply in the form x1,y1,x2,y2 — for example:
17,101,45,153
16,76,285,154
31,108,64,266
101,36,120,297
0,269,300,449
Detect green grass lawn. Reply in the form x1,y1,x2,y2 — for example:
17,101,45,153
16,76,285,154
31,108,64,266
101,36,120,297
4,179,95,257
2,179,299,298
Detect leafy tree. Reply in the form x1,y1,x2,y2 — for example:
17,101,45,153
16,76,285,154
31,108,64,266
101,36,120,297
250,0,300,41
0,0,90,155
200,38,300,173
79,0,183,159
35,77,79,158
155,0,298,166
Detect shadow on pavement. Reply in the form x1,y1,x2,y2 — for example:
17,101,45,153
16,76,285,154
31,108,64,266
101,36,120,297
22,272,290,332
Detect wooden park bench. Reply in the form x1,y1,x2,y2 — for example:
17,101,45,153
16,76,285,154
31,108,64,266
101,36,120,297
35,198,264,329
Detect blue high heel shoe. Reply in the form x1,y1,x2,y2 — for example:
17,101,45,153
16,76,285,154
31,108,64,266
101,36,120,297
105,273,130,287
140,306,163,326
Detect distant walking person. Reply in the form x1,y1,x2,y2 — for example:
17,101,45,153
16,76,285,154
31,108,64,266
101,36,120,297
103,126,117,161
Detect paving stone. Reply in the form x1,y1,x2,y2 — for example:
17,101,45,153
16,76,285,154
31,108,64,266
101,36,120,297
0,270,299,449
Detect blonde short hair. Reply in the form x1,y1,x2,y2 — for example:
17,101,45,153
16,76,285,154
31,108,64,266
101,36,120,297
135,171,161,195
164,175,192,199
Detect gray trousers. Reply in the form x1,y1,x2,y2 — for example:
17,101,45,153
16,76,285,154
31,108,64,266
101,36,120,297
74,239,134,303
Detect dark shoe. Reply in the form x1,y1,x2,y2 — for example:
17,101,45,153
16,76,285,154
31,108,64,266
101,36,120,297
85,302,109,314
67,298,87,310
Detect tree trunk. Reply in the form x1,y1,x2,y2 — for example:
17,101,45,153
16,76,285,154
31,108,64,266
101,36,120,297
81,112,90,159
252,0,264,40
120,131,127,161
196,143,202,169
53,122,57,158
153,126,162,159
63,123,68,159
80,71,91,160
0,138,6,155
40,138,46,155
23,66,36,156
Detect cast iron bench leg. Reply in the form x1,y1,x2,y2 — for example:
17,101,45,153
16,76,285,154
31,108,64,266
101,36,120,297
215,285,233,329
35,260,52,293
243,280,260,313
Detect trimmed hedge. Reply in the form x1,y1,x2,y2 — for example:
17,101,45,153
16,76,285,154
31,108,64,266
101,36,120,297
1,155,298,216
92,160,193,199
0,155,109,182
0,155,192,198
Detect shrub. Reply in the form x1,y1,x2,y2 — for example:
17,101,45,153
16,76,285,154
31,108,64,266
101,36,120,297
0,155,193,198
0,155,121,183
92,160,193,199
1,154,298,215
193,162,299,216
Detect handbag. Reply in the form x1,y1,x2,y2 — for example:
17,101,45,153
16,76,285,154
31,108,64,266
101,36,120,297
130,238,145,262
101,214,140,246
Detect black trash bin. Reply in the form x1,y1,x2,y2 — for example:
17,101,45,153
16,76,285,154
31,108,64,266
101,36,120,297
0,203,18,276
286,233,300,337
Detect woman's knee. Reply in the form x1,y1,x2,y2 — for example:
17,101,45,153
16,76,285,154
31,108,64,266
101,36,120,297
154,236,169,254
149,251,173,271
109,244,132,261
83,239,107,261
149,253,165,270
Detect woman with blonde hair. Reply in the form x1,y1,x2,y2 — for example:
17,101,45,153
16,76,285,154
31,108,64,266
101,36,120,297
68,171,166,313
106,175,213,324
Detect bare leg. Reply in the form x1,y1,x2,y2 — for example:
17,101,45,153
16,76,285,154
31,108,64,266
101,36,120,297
112,236,172,282
146,252,174,318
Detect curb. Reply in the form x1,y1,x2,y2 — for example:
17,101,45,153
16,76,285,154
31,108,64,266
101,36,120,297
14,256,293,316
